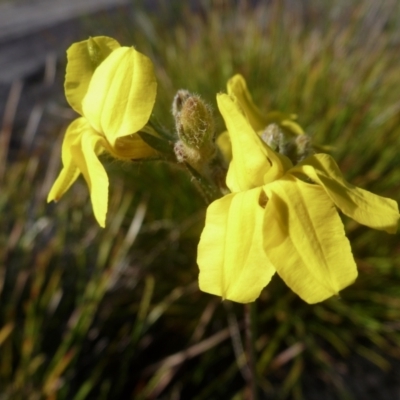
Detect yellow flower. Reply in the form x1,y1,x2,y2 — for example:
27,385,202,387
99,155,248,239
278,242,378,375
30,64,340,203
198,94,399,304
48,37,158,227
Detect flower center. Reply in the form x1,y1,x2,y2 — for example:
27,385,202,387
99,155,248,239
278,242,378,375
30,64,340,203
261,123,313,165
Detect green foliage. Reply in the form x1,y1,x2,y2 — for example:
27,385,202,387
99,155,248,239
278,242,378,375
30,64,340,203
1,1,400,399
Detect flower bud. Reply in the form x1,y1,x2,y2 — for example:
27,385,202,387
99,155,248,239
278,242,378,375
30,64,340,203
172,90,217,173
173,91,215,149
261,123,282,151
172,89,191,120
262,123,313,165
295,134,313,162
262,123,295,158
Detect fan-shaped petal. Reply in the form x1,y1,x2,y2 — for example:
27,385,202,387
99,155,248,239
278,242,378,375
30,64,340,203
263,176,358,304
64,121,109,227
47,117,86,202
82,47,157,147
217,93,289,193
227,74,268,131
198,188,276,303
292,154,399,233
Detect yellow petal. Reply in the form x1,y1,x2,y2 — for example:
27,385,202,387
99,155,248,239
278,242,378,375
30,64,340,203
263,112,305,137
280,119,305,136
217,93,289,192
62,119,109,227
198,188,276,303
109,134,158,160
216,130,232,163
227,75,305,137
96,121,158,161
47,118,84,202
263,177,358,304
292,154,399,234
227,74,268,131
82,47,157,147
64,36,120,115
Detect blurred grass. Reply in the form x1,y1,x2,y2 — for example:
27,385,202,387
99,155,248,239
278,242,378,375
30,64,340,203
1,0,400,399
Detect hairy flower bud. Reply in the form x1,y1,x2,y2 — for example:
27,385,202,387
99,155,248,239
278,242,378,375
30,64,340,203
173,90,215,149
262,123,295,159
172,90,216,173
262,123,313,165
261,123,282,151
295,134,313,162
172,89,191,120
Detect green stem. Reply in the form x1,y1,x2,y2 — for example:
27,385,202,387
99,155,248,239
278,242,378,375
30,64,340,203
183,162,221,205
245,303,259,400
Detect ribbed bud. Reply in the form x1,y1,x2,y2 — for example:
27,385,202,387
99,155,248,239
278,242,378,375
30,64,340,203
172,90,216,173
173,90,215,149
